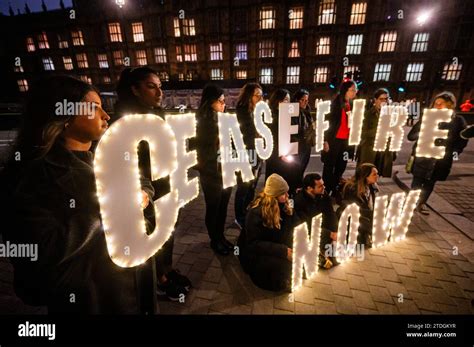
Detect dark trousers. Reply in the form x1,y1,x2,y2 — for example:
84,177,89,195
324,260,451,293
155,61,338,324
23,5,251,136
411,176,436,206
248,255,292,292
298,144,312,188
234,179,256,227
200,174,232,242
323,139,350,195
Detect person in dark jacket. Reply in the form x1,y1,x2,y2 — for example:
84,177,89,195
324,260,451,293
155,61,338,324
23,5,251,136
234,83,263,230
237,174,295,292
337,163,379,248
357,88,396,177
0,76,139,313
194,84,234,256
322,80,358,196
408,92,468,215
114,66,191,302
294,173,339,268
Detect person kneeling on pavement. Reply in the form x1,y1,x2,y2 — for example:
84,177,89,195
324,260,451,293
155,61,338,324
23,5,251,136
294,173,339,269
237,174,296,292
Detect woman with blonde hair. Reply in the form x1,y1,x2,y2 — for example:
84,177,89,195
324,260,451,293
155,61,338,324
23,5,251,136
237,174,295,292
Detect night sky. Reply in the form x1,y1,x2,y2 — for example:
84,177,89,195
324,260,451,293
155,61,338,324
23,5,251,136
0,0,73,15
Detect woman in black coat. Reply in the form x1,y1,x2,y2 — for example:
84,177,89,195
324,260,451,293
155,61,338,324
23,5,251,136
0,76,139,313
337,163,379,248
237,174,296,292
408,92,468,215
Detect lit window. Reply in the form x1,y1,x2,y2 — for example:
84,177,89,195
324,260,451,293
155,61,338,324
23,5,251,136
108,23,123,42
316,36,330,55
184,44,197,62
406,63,424,82
286,66,300,84
14,64,24,72
343,65,359,79
37,31,50,49
176,46,183,62
378,31,397,52
178,73,185,81
186,71,194,81
288,40,300,58
97,54,109,69
373,63,391,81
235,43,248,60
211,68,224,80
79,75,92,84
346,34,363,55
235,70,247,79
259,40,275,58
71,30,84,46
135,50,148,66
132,22,145,42
442,61,462,80
411,33,429,52
154,47,167,63
173,18,181,37
159,72,169,82
26,37,35,52
63,56,74,70
42,57,55,71
259,6,276,29
259,67,273,84
103,76,111,84
350,2,367,25
210,43,223,61
17,79,28,92
183,18,196,36
76,53,89,68
318,0,336,25
313,66,329,83
289,7,304,29
113,50,124,66
58,34,68,49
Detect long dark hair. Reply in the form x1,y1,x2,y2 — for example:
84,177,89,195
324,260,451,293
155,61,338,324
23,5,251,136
335,80,357,110
197,84,225,119
6,75,98,163
116,66,159,104
344,163,376,200
269,88,290,111
292,88,311,113
236,82,262,113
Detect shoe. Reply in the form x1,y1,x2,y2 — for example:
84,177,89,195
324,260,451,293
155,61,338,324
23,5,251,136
167,269,192,291
234,219,243,230
222,238,234,250
157,280,187,302
210,240,230,256
415,204,430,215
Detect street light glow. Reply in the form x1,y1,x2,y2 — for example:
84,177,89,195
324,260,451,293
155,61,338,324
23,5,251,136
416,10,432,26
115,0,125,8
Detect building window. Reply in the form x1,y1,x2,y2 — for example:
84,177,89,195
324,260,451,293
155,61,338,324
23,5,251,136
406,63,424,82
132,22,145,42
235,43,247,60
97,54,109,69
313,66,329,83
113,50,124,66
442,62,462,80
210,43,223,61
186,71,195,81
108,23,123,42
316,36,330,55
26,37,35,52
211,68,224,80
378,31,397,52
318,0,336,25
373,63,391,81
158,72,169,82
103,76,111,84
350,2,367,25
135,50,147,66
71,30,85,46
76,53,89,68
63,56,74,70
173,18,181,37
183,18,196,36
176,46,183,62
154,47,167,63
411,33,429,52
343,65,359,79
17,79,28,92
259,6,276,29
184,44,197,62
42,57,55,71
288,40,300,58
235,70,247,79
79,75,92,84
259,40,275,58
178,73,185,81
259,67,273,84
289,7,304,29
286,66,300,84
14,64,24,73
58,34,68,49
37,31,50,49
346,34,363,55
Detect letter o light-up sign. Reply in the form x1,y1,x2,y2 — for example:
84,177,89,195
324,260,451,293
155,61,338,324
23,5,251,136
94,114,179,268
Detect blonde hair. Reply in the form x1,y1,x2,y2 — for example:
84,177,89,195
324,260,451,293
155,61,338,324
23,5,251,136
250,191,293,230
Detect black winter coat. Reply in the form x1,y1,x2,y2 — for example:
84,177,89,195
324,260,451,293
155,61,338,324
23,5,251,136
294,190,338,232
0,144,139,313
194,109,222,178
